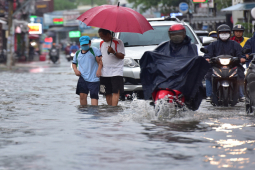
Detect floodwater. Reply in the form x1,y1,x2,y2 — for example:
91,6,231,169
0,55,254,170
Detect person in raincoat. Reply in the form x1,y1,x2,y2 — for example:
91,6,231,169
205,31,217,102
204,24,246,102
140,24,210,111
243,32,255,68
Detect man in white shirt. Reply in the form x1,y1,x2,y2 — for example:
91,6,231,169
98,28,125,106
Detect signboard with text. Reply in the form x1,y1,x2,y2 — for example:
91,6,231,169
69,31,81,38
28,23,42,34
53,18,63,25
193,0,208,2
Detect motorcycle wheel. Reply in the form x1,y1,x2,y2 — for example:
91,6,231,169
222,87,229,107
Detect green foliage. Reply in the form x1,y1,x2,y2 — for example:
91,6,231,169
236,22,253,38
128,0,188,14
214,0,232,10
54,0,108,11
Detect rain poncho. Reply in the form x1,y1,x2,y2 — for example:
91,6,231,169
140,36,210,110
243,32,255,65
204,39,245,78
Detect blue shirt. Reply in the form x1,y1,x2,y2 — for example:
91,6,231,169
72,47,101,82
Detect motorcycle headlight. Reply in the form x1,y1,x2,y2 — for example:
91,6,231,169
124,58,139,67
219,58,231,65
213,69,221,77
70,53,75,57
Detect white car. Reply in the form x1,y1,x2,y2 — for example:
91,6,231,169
91,18,213,99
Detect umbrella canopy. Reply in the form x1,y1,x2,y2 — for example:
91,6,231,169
221,2,255,11
77,3,153,34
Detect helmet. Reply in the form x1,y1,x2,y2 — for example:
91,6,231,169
217,24,231,33
208,31,217,38
168,24,186,34
232,24,245,31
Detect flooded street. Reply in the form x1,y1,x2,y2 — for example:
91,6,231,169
0,55,255,170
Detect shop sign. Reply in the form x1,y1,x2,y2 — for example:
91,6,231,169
53,18,63,25
28,23,42,34
193,0,208,2
69,31,81,38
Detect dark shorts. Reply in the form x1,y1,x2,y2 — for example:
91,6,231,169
100,76,124,95
76,76,100,99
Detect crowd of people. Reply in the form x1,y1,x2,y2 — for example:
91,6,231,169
205,24,255,102
71,24,255,107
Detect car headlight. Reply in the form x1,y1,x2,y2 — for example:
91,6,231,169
219,58,231,65
124,58,139,67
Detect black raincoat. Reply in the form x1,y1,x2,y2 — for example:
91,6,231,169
204,39,245,79
140,36,210,111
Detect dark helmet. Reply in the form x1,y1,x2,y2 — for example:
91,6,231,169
217,24,231,33
168,24,186,34
232,24,245,32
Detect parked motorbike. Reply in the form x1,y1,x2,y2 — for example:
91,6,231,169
243,49,255,114
201,48,241,106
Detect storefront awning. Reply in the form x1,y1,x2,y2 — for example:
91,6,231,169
221,3,255,11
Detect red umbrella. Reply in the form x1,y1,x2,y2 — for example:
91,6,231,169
77,3,153,34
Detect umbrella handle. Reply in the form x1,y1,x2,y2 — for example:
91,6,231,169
107,32,114,55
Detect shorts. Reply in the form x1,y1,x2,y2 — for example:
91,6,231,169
100,76,124,95
76,76,100,99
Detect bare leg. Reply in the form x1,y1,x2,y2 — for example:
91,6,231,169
105,94,112,106
91,99,98,106
111,90,120,106
80,93,87,106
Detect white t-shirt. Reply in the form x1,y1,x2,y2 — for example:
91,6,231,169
100,38,125,77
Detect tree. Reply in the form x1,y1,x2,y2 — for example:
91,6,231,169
214,0,232,10
54,0,108,11
128,0,188,14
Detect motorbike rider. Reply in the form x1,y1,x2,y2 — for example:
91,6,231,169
230,24,249,47
243,32,255,68
70,42,79,54
49,43,60,63
205,31,217,102
204,24,246,102
140,24,210,110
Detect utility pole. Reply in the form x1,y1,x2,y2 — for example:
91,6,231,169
7,0,14,69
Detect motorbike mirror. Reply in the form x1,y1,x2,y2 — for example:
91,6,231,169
242,48,251,54
202,37,215,46
200,48,209,54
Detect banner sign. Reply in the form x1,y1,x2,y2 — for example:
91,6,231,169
53,18,63,25
193,0,208,2
69,31,81,38
28,23,42,34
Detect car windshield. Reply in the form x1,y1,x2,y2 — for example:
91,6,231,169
119,25,198,47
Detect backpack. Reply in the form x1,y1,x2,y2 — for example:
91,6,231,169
100,40,119,52
75,48,96,67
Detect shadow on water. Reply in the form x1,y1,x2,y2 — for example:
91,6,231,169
76,105,125,119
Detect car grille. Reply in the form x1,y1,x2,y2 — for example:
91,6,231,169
123,77,141,85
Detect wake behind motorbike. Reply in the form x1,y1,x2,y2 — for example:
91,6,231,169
201,48,241,106
243,49,255,114
151,88,186,119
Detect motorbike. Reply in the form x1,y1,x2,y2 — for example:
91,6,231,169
201,48,241,106
49,48,59,64
243,49,255,114
151,88,186,119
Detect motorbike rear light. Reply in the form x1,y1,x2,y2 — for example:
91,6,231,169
213,69,221,77
219,58,231,65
